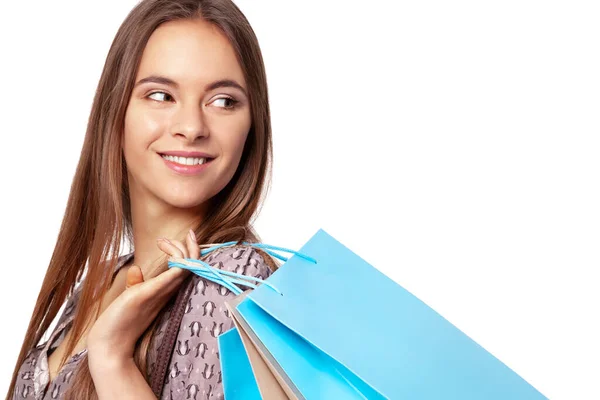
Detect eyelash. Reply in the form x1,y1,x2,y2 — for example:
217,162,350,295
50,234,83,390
146,91,240,110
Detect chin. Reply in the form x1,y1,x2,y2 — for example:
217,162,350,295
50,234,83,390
163,195,210,210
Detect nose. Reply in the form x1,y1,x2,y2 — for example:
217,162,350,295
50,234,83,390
171,103,209,142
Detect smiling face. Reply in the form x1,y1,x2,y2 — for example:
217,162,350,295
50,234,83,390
123,18,252,215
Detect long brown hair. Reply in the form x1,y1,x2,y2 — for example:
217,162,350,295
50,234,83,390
6,0,272,398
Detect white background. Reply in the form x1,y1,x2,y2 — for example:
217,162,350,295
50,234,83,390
0,1,598,398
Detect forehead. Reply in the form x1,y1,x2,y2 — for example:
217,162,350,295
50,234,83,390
136,19,246,88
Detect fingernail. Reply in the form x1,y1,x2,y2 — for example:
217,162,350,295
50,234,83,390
157,237,172,244
188,229,196,242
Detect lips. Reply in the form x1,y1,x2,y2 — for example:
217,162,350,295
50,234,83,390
160,153,213,176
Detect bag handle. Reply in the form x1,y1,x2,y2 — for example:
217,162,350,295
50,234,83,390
168,242,316,296
149,274,195,397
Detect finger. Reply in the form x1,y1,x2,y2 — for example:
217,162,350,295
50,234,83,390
186,229,200,260
169,239,189,259
156,239,190,280
125,265,144,289
138,265,190,299
157,238,185,258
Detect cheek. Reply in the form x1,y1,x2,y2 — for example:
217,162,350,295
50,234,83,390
222,129,250,173
122,104,164,163
226,113,252,158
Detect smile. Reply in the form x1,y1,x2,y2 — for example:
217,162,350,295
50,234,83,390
159,153,214,175
161,154,208,165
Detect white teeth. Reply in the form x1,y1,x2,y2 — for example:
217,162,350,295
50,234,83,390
161,154,207,165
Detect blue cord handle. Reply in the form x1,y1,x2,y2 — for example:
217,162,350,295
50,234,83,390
168,241,316,295
199,241,317,264
244,242,318,264
199,241,238,256
170,260,245,294
169,258,278,295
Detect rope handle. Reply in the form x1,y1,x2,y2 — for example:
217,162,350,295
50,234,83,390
167,241,317,296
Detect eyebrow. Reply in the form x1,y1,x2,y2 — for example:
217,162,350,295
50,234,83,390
134,75,248,97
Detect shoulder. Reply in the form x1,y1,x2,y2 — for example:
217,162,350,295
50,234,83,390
202,244,274,280
175,243,276,337
181,244,275,339
55,252,134,332
186,244,274,305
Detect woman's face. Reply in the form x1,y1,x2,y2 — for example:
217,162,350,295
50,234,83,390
123,18,251,213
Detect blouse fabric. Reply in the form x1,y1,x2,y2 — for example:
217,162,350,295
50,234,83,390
13,245,272,400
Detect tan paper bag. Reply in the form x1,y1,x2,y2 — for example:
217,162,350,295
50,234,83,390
225,292,302,400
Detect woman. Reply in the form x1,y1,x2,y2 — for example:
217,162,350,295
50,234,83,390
7,0,276,398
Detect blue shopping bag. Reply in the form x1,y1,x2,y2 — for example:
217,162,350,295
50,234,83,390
171,229,548,399
217,327,262,400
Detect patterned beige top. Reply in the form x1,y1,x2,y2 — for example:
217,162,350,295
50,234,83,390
13,245,272,400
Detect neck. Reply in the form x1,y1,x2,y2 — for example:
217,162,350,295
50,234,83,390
127,190,206,279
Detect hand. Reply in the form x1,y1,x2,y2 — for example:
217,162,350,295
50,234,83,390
87,229,201,371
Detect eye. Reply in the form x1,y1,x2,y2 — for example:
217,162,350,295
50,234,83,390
145,91,239,109
212,96,239,110
147,91,173,103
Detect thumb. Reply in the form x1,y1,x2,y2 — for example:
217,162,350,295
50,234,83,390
126,265,144,289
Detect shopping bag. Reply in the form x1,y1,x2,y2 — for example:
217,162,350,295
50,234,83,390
221,295,291,399
217,326,262,400
169,229,548,399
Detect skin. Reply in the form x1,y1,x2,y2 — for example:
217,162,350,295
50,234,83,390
48,18,252,397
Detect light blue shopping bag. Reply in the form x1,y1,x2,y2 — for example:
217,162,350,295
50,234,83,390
217,327,262,400
171,229,548,399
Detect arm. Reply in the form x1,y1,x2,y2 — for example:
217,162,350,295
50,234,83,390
86,236,199,400
87,239,274,399
89,356,156,400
